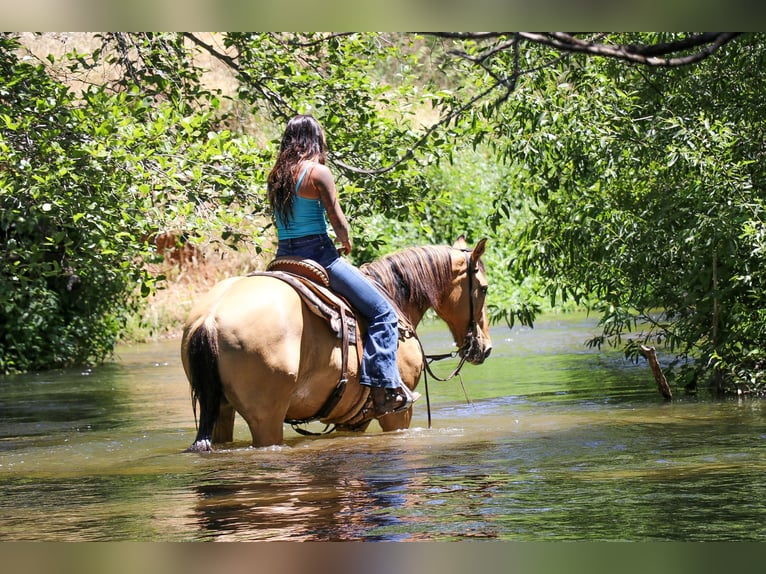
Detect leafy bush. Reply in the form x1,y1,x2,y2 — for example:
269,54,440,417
0,35,265,373
492,34,766,393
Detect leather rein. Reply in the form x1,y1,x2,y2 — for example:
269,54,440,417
415,249,479,428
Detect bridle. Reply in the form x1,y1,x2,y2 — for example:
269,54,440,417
416,249,482,428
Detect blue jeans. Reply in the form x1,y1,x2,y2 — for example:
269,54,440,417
276,234,401,389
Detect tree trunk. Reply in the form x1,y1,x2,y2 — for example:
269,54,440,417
640,345,672,400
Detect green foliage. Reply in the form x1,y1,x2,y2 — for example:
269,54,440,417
1,37,134,372
490,33,766,393
353,145,542,329
4,30,765,396
0,34,265,374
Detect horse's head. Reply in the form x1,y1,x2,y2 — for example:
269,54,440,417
441,237,492,365
362,239,493,365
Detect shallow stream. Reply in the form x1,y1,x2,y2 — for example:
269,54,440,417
2,313,764,541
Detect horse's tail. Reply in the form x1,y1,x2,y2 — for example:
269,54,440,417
184,318,223,452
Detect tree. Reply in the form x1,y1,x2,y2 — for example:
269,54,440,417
0,34,264,373
3,31,761,390
480,33,766,393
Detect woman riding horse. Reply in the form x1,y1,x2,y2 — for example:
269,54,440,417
267,114,418,416
181,237,492,451
181,115,492,451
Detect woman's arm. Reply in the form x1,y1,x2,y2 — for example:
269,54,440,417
312,164,352,255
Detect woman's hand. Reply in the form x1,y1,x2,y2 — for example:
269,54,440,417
337,238,352,256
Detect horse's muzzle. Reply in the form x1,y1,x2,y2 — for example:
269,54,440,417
461,337,492,365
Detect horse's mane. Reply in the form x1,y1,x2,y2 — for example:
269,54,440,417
361,245,455,312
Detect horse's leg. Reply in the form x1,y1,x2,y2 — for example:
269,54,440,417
244,412,286,447
221,373,293,447
218,350,297,448
231,370,294,447
211,398,235,444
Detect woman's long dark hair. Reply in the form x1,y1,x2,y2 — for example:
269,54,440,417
268,114,328,223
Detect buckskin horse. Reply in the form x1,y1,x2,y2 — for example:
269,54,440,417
181,237,492,451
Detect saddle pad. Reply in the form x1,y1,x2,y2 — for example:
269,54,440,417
267,256,330,287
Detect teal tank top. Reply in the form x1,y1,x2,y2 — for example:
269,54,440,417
274,164,329,239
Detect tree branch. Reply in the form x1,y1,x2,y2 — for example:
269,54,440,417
181,32,296,121
183,32,745,178
640,345,673,400
519,32,742,66
429,32,741,67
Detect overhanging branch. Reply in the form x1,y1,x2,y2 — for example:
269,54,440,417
519,32,742,66
182,32,296,121
183,32,746,177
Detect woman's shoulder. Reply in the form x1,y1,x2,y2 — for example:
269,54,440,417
295,161,329,199
297,160,330,180
305,161,331,178
305,162,334,189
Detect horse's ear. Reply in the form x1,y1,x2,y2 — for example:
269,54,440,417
453,235,468,250
471,238,487,262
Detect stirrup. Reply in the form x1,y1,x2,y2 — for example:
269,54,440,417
372,385,420,416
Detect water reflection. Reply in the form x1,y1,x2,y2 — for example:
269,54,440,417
0,365,130,449
180,393,766,542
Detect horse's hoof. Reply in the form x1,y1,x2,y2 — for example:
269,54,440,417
185,439,213,453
